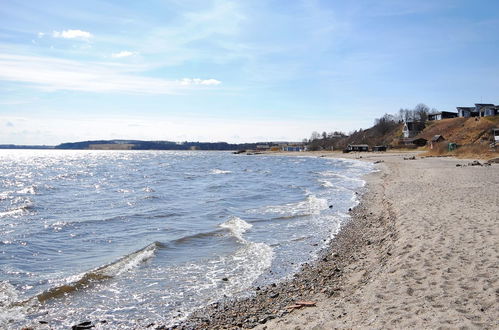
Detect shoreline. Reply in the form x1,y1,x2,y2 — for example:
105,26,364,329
169,152,395,329
170,152,499,329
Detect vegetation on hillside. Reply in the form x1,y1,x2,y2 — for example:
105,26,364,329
306,103,432,151
306,104,498,158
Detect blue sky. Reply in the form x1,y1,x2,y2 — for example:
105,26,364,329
1,0,498,145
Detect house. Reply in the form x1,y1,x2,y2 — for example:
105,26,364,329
373,145,387,152
428,111,458,121
402,121,425,138
456,107,475,118
343,144,369,153
256,145,271,151
431,135,445,143
493,128,499,146
475,104,497,117
429,135,445,150
456,103,499,117
281,145,303,152
399,138,427,147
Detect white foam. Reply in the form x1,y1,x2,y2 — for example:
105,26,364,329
100,242,159,277
319,180,334,188
0,191,12,200
0,202,32,218
0,208,24,218
210,169,232,174
16,186,36,195
0,281,30,327
209,241,273,295
318,170,364,182
258,194,329,217
220,217,253,242
49,242,160,297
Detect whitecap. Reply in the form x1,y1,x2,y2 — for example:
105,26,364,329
16,186,36,195
0,202,32,218
210,169,232,175
219,217,253,242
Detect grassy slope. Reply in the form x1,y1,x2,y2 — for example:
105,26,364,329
419,116,499,145
343,123,404,147
418,116,499,159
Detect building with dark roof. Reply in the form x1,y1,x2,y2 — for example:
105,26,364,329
456,103,498,117
428,111,458,121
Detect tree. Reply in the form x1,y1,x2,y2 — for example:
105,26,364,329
310,131,321,141
414,103,430,122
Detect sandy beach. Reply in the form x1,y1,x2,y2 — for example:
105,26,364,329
177,152,499,329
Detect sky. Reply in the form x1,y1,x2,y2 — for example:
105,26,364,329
1,0,499,145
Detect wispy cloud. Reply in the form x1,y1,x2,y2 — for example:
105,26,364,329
52,29,93,40
0,53,221,94
180,78,221,86
111,50,137,58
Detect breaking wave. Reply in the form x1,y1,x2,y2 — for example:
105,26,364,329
219,216,253,242
0,202,33,218
34,242,162,303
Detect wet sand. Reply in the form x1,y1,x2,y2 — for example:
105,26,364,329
173,152,499,329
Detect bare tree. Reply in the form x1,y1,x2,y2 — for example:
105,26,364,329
414,103,430,122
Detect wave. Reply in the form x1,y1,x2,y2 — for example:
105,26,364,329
0,192,11,200
0,202,33,218
318,170,364,182
16,186,37,195
210,169,232,175
0,281,29,326
171,230,223,246
219,216,252,242
34,242,162,303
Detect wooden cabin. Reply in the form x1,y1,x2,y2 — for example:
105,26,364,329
373,145,387,152
343,144,369,153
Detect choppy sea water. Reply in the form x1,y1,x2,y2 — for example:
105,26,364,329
0,150,373,328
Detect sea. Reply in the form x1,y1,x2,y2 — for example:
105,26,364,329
0,150,374,329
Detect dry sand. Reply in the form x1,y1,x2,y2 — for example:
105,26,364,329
257,152,499,329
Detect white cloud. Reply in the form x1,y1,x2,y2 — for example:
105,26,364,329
52,29,93,40
0,53,222,94
37,32,45,38
111,50,137,58
180,78,221,86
